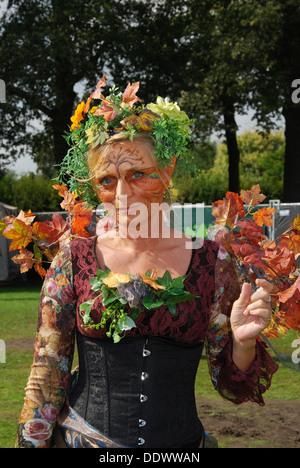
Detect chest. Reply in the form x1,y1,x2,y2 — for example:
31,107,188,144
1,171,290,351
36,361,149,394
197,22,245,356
72,238,218,343
95,243,193,278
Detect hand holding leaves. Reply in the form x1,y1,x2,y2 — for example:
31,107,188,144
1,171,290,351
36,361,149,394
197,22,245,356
209,184,300,338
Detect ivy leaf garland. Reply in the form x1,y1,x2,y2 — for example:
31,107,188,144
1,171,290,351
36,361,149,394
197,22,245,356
79,268,199,343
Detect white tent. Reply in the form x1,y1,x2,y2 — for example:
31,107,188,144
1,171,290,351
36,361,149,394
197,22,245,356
0,202,20,282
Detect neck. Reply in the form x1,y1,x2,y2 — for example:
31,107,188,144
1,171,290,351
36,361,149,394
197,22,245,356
113,209,183,252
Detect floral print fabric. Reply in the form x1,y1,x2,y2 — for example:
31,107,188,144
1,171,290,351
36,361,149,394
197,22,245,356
15,238,278,448
16,246,76,448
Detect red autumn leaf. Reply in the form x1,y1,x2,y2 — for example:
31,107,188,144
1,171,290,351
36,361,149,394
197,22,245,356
3,219,33,251
263,246,296,277
279,233,300,256
121,82,143,109
253,207,276,227
236,219,266,245
12,248,35,273
212,192,245,229
231,242,266,269
240,184,266,207
276,297,300,332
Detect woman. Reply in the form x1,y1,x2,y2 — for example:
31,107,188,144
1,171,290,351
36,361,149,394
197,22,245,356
15,78,278,448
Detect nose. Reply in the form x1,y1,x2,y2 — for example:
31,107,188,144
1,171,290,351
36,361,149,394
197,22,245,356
115,178,132,202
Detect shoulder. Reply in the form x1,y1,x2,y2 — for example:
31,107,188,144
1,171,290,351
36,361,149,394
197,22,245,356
69,236,96,257
191,238,221,265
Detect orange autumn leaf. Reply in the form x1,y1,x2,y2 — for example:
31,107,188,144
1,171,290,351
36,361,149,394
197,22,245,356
278,276,300,304
12,248,35,273
52,184,70,197
291,213,300,234
90,74,106,100
240,184,266,207
71,202,93,237
253,207,276,227
3,219,33,251
34,260,47,278
121,82,143,109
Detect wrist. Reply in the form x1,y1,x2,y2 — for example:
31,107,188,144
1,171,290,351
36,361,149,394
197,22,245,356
232,335,256,373
232,334,256,352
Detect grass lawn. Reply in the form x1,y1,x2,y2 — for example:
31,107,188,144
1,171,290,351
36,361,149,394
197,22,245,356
0,282,299,448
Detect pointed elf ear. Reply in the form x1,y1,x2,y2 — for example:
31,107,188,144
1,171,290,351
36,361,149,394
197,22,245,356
162,156,176,182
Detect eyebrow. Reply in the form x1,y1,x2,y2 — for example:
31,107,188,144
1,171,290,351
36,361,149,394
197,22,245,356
96,166,158,178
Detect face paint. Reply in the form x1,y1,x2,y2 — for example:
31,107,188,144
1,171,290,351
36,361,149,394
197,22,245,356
95,141,176,209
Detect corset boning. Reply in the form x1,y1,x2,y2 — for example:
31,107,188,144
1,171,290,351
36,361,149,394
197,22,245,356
69,332,204,448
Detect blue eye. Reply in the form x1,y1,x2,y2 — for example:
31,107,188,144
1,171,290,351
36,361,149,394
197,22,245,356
132,172,145,179
99,178,115,186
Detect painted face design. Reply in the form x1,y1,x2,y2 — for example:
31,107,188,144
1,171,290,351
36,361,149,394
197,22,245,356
95,141,174,211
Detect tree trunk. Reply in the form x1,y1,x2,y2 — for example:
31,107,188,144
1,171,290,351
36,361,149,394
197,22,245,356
223,101,240,193
283,105,300,202
52,94,76,165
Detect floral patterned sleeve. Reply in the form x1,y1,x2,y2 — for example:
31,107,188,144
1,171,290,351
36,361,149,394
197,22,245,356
205,245,279,406
15,244,77,448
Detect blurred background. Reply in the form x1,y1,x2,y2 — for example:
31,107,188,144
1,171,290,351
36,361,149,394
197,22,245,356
0,0,299,214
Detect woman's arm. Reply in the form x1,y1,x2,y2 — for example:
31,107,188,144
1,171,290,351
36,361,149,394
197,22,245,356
231,279,273,373
205,246,278,405
15,244,77,448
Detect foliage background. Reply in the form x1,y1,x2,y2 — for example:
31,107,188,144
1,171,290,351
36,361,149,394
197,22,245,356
0,0,299,203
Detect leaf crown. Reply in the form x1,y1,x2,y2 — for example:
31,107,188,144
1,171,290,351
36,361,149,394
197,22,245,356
58,74,193,207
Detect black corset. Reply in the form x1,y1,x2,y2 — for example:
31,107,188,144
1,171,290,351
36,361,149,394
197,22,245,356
69,332,205,448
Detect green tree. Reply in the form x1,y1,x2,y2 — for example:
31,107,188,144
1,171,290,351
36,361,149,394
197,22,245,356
176,130,285,205
180,0,300,201
0,171,61,211
0,0,134,173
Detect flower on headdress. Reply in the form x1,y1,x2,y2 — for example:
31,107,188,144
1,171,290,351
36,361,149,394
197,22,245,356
70,101,86,131
121,82,143,109
147,97,190,133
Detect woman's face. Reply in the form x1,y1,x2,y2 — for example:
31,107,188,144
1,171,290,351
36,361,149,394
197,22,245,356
94,140,174,227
